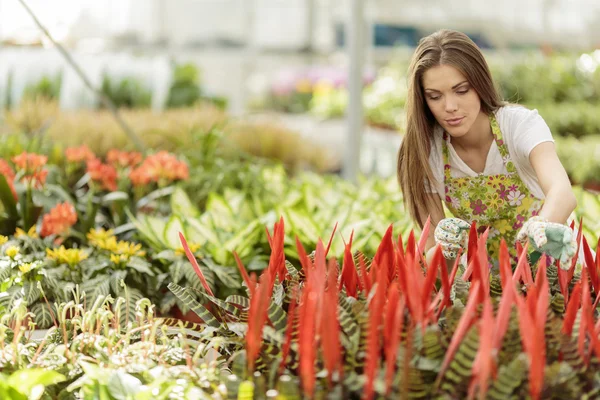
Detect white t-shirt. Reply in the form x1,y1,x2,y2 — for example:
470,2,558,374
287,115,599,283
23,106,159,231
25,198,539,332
426,105,554,199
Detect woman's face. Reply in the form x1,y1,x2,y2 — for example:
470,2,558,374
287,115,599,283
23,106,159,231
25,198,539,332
421,64,482,139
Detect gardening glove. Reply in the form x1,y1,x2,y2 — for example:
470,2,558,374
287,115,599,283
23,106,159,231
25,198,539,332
516,216,577,269
434,218,471,260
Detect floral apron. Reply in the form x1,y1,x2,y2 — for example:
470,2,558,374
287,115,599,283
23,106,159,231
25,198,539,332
442,114,543,264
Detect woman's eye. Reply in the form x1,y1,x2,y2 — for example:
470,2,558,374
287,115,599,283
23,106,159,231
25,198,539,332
457,89,469,95
428,96,441,101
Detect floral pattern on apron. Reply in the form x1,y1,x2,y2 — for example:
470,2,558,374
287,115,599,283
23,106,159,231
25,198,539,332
442,114,543,263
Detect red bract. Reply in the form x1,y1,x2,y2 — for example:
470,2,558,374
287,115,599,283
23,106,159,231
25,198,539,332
86,159,118,191
339,231,361,297
12,152,48,189
298,290,318,398
40,202,78,237
468,297,495,400
384,283,405,395
515,259,549,400
107,149,142,168
246,272,273,373
0,158,17,199
129,151,189,187
320,259,342,387
179,232,215,297
363,266,387,400
65,145,95,163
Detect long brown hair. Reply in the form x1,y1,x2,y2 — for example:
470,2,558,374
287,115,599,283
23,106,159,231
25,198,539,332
397,29,504,227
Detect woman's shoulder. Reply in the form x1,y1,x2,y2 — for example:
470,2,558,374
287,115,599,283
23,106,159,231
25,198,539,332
494,104,549,137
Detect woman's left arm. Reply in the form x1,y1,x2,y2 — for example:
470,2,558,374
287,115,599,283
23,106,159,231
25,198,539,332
529,142,577,224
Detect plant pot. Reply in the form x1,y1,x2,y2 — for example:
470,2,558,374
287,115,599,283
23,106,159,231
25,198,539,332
582,180,600,193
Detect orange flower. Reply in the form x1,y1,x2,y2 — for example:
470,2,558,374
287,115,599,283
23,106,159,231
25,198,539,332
12,152,48,189
65,145,96,163
129,151,189,187
40,202,78,237
0,158,17,199
107,149,143,169
86,159,118,191
12,152,47,174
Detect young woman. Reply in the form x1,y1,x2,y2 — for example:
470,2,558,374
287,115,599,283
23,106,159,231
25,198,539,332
397,29,578,269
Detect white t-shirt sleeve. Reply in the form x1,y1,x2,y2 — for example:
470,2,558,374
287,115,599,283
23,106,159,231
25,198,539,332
509,107,555,164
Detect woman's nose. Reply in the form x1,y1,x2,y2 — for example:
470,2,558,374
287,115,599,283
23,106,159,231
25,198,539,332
445,96,458,112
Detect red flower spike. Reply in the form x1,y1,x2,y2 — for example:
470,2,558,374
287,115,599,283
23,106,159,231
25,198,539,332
324,222,338,258
569,217,584,271
579,267,591,362
406,231,416,262
372,224,396,285
421,247,441,329
358,252,372,293
299,290,318,398
178,232,215,297
363,268,387,400
278,285,299,376
469,297,495,400
562,282,582,336
512,242,533,287
266,217,287,283
467,220,478,266
246,273,273,373
233,251,255,298
295,236,313,281
397,233,405,258
384,285,405,395
515,266,548,400
492,267,516,351
417,216,431,258
339,230,361,297
498,240,512,290
321,260,342,387
432,247,463,321
582,237,599,294
437,281,481,387
535,254,548,292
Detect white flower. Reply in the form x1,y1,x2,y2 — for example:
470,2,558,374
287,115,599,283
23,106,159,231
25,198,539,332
507,190,525,206
450,197,461,209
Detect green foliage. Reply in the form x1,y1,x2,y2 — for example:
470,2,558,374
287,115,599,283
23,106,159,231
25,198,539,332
100,75,152,109
22,73,62,102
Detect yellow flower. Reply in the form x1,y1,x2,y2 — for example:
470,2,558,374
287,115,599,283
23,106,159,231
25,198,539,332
46,246,89,267
87,228,115,248
175,242,201,256
110,253,129,265
18,262,34,273
5,246,20,258
313,81,333,96
115,241,146,258
295,78,312,94
0,235,7,245
14,227,38,238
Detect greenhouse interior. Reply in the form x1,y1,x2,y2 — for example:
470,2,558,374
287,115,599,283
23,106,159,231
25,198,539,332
0,0,600,398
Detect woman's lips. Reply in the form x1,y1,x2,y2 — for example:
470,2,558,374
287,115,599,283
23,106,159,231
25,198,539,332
446,117,464,126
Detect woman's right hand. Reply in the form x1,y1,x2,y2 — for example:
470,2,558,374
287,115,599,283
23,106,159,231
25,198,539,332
434,218,471,259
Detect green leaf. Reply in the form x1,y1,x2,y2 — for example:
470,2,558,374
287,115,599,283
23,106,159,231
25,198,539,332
31,302,56,329
164,215,184,250
45,183,75,204
127,257,155,276
107,371,142,400
186,218,220,247
201,257,241,289
102,191,130,203
6,369,65,396
124,208,163,250
167,282,219,327
0,175,17,218
171,186,199,218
